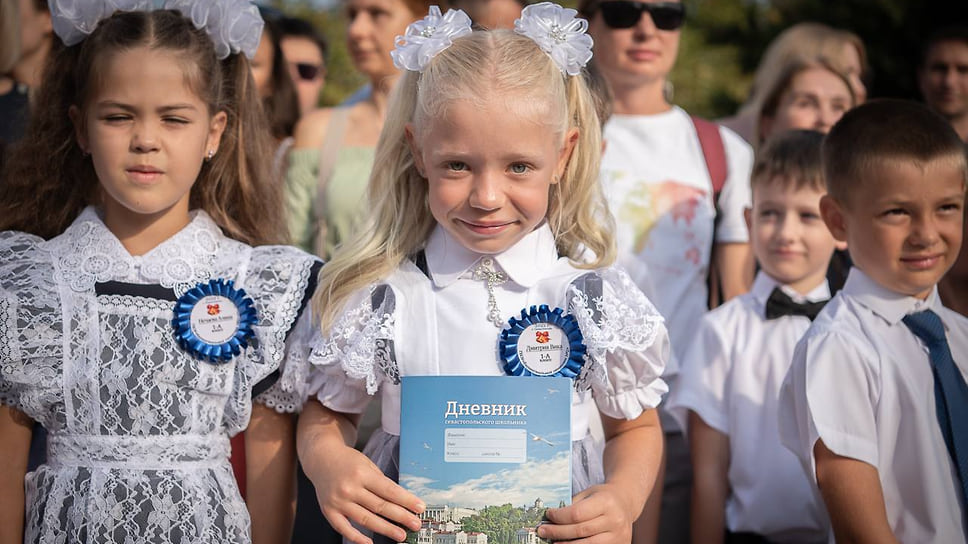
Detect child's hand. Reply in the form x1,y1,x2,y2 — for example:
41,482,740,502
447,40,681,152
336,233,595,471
536,483,636,543
311,444,425,544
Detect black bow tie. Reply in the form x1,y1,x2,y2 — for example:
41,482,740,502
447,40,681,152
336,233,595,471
765,287,827,321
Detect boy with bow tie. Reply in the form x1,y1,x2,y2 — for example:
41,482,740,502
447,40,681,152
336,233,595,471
779,100,968,543
668,130,839,544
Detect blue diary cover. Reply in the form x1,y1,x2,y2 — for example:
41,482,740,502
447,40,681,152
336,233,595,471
399,375,572,544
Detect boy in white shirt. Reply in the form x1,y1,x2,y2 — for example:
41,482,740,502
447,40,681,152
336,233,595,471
779,99,968,543
669,130,837,544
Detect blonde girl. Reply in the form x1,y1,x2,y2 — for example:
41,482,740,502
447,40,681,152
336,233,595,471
298,4,669,544
0,2,319,542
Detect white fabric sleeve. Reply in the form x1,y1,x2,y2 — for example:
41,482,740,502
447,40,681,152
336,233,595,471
778,330,881,483
665,311,730,433
570,267,669,420
254,308,316,413
714,126,753,244
307,285,395,414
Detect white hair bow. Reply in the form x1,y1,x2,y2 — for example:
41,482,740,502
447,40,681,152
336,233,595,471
391,5,473,72
514,2,594,76
49,0,264,60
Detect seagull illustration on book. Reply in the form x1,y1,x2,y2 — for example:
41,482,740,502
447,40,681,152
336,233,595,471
423,442,432,450
546,388,560,395
530,433,556,447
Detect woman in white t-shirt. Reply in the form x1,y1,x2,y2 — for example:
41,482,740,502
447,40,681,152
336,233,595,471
578,1,754,542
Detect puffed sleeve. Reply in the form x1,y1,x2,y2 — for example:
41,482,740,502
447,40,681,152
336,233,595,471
0,231,63,420
252,257,322,414
778,329,881,482
223,247,320,428
284,148,321,253
307,283,397,414
568,267,669,420
665,309,731,433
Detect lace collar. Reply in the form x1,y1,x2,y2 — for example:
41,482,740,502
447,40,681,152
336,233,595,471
424,222,560,288
47,206,223,295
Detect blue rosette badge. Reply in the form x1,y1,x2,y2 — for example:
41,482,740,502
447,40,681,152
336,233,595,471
172,278,258,363
500,305,586,378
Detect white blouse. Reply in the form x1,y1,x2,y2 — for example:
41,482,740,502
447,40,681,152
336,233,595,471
309,224,669,441
0,207,319,543
779,268,968,543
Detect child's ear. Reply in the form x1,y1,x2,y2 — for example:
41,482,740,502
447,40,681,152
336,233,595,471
554,128,580,183
404,123,426,177
206,111,228,156
820,194,849,243
68,105,88,154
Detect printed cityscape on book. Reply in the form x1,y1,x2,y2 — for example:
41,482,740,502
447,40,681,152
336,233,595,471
399,376,572,544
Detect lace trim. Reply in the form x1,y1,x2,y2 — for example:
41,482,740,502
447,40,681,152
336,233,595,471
47,207,220,295
47,433,230,470
569,267,664,392
309,285,395,395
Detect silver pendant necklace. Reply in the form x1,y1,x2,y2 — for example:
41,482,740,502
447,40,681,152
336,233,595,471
472,257,508,328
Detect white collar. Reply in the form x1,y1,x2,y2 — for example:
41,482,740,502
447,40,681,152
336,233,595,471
750,271,831,309
48,206,224,294
424,223,560,288
843,267,945,327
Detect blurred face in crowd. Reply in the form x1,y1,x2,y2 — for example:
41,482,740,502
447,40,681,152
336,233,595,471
840,42,867,104
747,180,840,294
919,39,968,122
471,0,523,29
346,0,418,81
250,29,275,99
586,0,683,92
281,35,326,114
760,66,853,141
18,0,50,59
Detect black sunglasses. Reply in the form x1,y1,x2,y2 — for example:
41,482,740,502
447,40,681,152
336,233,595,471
598,1,686,31
294,62,323,81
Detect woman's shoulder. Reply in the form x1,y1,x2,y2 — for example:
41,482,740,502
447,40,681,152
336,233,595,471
292,106,339,148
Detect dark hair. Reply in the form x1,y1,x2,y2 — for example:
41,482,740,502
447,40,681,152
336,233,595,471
823,99,968,204
0,9,284,244
259,17,300,140
919,25,968,68
276,16,328,62
751,130,826,194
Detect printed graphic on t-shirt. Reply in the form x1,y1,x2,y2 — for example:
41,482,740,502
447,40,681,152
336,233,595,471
610,174,713,273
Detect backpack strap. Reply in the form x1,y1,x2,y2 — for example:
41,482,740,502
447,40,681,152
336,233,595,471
312,107,352,256
691,115,729,308
691,116,728,202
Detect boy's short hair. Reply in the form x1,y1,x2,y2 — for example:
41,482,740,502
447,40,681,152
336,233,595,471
823,99,968,205
919,24,968,68
751,129,826,195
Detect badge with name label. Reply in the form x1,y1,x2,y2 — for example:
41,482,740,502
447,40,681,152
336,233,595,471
172,278,258,363
500,305,586,379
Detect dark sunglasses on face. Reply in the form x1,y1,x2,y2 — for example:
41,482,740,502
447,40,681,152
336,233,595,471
294,62,323,81
598,1,686,31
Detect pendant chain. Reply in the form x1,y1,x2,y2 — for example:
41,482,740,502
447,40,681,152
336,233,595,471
472,257,508,328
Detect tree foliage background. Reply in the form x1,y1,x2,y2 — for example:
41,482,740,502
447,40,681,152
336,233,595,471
269,0,967,117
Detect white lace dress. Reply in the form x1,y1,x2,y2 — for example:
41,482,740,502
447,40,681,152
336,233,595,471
307,225,669,543
0,207,320,544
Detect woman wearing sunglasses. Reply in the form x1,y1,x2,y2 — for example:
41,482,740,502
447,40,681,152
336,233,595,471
284,0,435,258
578,1,755,542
